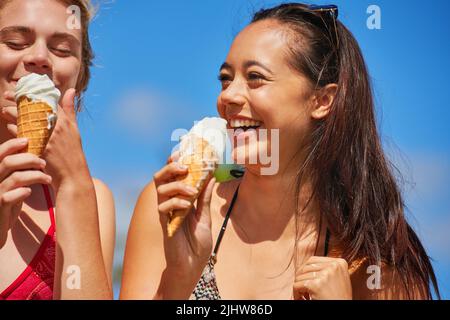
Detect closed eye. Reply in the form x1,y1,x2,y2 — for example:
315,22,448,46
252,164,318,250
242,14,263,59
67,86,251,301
51,47,72,57
4,41,28,50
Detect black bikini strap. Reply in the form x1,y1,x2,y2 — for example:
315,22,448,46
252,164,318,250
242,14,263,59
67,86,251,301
211,184,240,263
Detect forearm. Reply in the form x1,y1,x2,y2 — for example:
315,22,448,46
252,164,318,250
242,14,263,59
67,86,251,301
53,177,112,300
154,267,201,300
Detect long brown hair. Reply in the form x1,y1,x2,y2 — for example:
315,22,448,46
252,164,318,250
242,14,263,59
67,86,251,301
60,0,95,111
252,3,440,299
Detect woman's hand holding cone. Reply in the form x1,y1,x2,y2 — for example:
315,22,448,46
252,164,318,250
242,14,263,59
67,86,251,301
153,152,215,297
0,138,52,248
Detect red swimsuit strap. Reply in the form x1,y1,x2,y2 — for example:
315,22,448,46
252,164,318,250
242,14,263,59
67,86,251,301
41,184,55,227
0,184,55,299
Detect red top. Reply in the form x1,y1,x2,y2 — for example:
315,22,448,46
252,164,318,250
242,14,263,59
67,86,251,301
0,185,56,300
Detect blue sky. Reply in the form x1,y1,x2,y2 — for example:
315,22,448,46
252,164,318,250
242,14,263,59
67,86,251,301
77,0,450,299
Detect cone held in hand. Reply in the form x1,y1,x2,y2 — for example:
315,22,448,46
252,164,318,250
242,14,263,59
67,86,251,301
17,97,57,157
167,136,219,237
14,73,60,157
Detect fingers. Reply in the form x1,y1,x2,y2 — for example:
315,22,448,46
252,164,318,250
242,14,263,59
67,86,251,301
3,91,15,102
59,88,76,120
306,256,349,271
166,151,180,164
153,162,188,185
293,280,314,299
197,177,216,209
296,263,323,277
0,153,46,181
0,138,28,160
0,106,18,122
297,256,348,277
0,170,52,193
156,180,198,198
195,177,216,223
0,93,18,137
300,256,347,268
295,271,321,283
6,124,17,137
0,187,32,208
157,197,192,215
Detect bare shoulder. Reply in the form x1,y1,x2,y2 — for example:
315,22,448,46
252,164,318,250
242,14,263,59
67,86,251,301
92,178,114,206
120,180,164,299
92,178,116,226
91,178,116,285
129,180,161,235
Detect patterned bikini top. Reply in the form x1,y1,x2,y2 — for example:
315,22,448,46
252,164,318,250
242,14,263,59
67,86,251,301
190,184,331,300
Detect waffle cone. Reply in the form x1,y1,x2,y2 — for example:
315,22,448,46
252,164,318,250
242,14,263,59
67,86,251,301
17,97,56,157
167,136,218,237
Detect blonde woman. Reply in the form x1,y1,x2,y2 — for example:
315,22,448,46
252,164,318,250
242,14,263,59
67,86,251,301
0,0,115,300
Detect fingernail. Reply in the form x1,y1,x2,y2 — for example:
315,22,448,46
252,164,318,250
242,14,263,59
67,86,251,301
40,159,46,167
178,164,188,170
186,186,198,195
18,138,28,144
181,200,191,207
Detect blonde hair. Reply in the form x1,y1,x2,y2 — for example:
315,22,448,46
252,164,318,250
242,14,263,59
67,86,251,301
0,0,96,111
55,0,95,111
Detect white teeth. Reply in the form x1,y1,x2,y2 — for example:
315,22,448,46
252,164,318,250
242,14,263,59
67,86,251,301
229,119,262,128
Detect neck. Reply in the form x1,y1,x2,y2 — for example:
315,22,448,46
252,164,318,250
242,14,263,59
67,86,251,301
231,158,320,243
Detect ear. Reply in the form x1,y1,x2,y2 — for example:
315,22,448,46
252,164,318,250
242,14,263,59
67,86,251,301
310,84,338,120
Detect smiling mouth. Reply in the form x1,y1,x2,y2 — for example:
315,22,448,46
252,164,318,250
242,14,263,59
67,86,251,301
229,119,263,132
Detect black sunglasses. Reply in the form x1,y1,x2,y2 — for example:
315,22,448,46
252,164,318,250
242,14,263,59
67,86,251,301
305,4,340,49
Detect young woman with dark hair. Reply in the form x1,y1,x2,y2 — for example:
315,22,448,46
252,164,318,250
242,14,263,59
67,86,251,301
121,3,439,300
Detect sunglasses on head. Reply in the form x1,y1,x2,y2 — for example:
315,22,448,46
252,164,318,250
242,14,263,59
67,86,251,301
302,4,340,50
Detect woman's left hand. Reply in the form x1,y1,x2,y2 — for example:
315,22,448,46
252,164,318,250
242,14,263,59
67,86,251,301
293,256,353,300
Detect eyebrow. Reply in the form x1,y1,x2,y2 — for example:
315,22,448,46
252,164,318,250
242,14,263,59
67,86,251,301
0,25,33,36
0,26,80,46
219,60,274,75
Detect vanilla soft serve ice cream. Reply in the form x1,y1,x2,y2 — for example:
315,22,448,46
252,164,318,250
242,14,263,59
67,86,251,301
15,73,61,112
179,117,228,164
14,73,60,156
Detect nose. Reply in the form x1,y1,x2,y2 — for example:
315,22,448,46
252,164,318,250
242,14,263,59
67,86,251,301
22,40,52,74
218,78,247,114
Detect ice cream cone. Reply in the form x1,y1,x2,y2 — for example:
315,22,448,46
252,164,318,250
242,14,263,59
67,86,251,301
17,96,56,156
167,136,219,237
15,73,60,157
